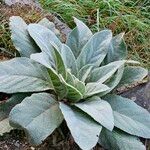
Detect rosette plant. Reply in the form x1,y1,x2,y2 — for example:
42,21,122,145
0,16,150,150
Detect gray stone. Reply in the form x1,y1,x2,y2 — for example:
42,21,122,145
4,0,40,7
121,73,150,112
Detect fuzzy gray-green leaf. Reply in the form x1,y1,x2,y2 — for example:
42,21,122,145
85,82,110,97
31,52,54,69
10,16,40,57
104,94,150,138
66,70,86,95
59,102,102,150
28,24,61,60
118,66,148,87
38,18,60,36
87,60,125,83
66,18,93,58
0,58,53,93
60,44,78,76
0,94,27,135
98,66,124,96
53,47,67,79
78,64,93,82
105,33,127,64
0,94,28,121
31,46,67,80
99,128,145,150
9,93,63,145
75,96,114,131
77,30,112,69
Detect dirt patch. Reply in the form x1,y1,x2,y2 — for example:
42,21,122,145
0,129,104,150
0,130,30,150
0,53,10,61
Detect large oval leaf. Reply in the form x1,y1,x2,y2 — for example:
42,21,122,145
59,102,102,150
28,24,61,51
66,17,93,58
0,58,53,93
10,16,40,57
52,47,67,79
27,24,61,63
98,66,124,97
99,128,145,150
31,52,54,69
75,96,114,131
9,93,63,145
78,64,94,82
0,94,28,135
104,94,150,138
105,33,127,64
118,66,148,87
85,82,109,97
38,18,60,36
0,94,28,121
87,60,125,83
60,44,78,76
77,30,112,69
31,46,67,80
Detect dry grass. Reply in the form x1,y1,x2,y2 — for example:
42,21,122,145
0,3,53,57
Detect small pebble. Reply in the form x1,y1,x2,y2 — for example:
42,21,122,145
131,97,136,101
31,146,35,150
